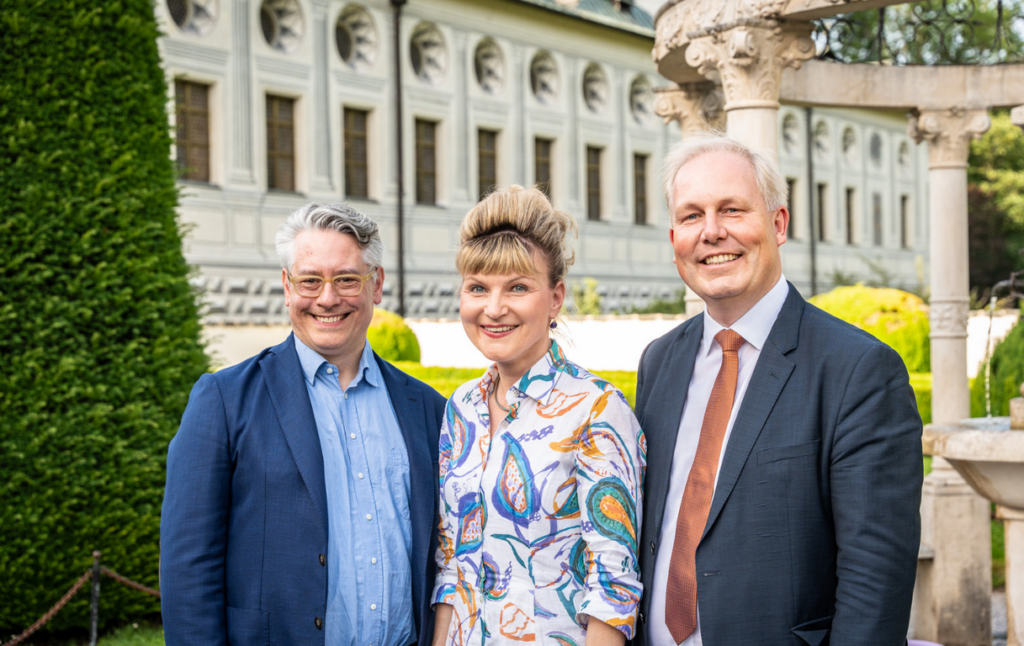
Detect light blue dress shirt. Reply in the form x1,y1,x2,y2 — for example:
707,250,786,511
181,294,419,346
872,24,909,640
294,337,414,646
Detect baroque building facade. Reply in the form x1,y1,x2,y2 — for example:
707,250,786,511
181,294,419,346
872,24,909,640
157,0,930,323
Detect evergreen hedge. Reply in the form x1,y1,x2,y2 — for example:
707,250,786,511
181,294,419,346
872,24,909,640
0,0,208,634
971,314,1024,418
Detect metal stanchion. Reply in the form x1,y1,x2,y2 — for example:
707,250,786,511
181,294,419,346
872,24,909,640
89,551,101,646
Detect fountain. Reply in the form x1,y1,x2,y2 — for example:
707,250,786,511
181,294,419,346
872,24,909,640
923,275,1024,646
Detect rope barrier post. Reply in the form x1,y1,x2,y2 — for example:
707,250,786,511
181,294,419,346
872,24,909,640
88,551,101,646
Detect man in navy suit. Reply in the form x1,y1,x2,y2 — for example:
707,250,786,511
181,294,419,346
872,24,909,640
161,203,446,646
636,135,922,645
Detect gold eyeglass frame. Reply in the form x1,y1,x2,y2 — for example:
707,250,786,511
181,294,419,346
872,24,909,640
287,269,377,298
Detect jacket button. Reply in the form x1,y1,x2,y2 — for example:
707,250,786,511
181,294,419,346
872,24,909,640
650,541,656,555
315,617,323,629
319,553,326,566
639,611,645,623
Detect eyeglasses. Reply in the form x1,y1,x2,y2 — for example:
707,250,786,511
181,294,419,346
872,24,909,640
287,270,376,298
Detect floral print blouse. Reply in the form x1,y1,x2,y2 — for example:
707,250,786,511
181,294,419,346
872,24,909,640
432,341,646,644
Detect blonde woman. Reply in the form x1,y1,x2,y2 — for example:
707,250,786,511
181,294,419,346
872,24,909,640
432,186,645,645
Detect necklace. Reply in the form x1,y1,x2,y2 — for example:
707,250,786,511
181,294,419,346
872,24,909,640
491,376,510,413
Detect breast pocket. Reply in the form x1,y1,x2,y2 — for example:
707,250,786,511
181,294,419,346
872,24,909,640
757,440,820,465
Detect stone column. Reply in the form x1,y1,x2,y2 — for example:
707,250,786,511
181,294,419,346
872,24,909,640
684,21,814,154
653,81,725,136
908,106,993,646
998,505,1024,646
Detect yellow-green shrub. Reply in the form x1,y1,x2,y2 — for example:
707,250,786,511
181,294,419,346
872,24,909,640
367,308,421,362
810,285,930,373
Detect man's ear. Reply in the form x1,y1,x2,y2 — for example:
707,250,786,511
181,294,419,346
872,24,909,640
773,206,790,246
372,266,385,305
282,269,291,306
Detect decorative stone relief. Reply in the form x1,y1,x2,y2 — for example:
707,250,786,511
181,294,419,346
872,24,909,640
870,132,883,167
684,21,815,110
260,0,304,54
841,126,857,164
530,51,559,104
335,4,377,72
782,112,799,153
167,0,218,36
474,38,504,94
930,298,971,339
582,63,608,114
813,120,829,159
908,107,991,169
653,81,725,133
410,22,447,85
630,75,655,124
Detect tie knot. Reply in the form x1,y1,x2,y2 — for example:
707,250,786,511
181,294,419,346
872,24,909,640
715,329,745,354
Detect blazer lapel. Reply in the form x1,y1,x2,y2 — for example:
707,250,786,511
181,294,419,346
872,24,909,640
260,334,329,535
702,286,803,539
645,315,704,543
377,356,434,589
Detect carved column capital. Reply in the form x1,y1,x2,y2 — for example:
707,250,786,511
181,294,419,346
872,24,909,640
908,107,991,170
929,297,970,340
653,81,726,134
683,21,814,111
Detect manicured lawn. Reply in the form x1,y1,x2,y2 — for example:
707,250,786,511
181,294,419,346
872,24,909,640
98,624,164,646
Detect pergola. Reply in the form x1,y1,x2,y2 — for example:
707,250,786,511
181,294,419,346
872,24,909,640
651,1,1024,644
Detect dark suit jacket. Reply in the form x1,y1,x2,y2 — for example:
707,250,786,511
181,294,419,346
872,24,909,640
635,285,922,646
160,334,446,646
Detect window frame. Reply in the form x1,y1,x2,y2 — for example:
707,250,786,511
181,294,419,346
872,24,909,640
266,94,297,192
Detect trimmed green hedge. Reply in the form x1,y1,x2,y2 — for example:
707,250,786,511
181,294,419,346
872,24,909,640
0,0,208,634
810,285,930,373
971,313,1024,417
368,308,421,362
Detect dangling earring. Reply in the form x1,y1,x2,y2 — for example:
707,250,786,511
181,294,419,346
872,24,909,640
549,320,557,329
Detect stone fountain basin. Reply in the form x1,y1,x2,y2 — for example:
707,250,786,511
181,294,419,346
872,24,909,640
923,418,1024,511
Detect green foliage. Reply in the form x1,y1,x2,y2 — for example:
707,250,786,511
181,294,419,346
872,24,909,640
367,308,421,362
623,289,687,315
571,278,603,315
0,0,209,634
994,518,1006,589
810,285,930,373
970,314,1024,417
909,372,932,425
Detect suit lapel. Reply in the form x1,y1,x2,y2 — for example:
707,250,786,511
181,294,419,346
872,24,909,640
702,286,803,539
260,334,329,535
377,355,433,586
645,315,704,543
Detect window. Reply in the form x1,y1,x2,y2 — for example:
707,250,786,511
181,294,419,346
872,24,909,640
415,119,437,205
478,129,498,200
175,80,210,182
586,146,601,221
816,183,827,242
266,95,295,191
845,188,856,245
344,108,369,199
873,192,883,246
786,178,796,240
535,138,552,199
634,154,648,225
900,195,910,248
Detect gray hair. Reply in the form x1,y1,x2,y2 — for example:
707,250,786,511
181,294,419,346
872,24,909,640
662,132,788,214
275,203,385,280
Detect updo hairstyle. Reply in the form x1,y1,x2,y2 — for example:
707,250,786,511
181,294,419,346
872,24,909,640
456,185,577,288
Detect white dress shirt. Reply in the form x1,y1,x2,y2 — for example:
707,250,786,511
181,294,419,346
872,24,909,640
648,275,789,646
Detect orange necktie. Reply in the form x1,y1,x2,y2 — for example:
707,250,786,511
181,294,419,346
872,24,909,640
665,329,745,643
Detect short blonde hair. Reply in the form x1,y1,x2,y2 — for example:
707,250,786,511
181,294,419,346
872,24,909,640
456,185,577,287
662,132,788,213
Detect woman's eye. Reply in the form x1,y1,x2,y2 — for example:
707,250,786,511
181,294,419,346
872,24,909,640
510,284,528,293
466,284,485,294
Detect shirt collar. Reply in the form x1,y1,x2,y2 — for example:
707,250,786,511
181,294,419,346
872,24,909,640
701,275,789,356
293,335,380,389
471,339,574,407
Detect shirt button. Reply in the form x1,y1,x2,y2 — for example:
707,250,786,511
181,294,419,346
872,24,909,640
350,433,356,439
371,603,377,610
326,368,333,374
371,557,377,564
366,513,372,520
314,617,323,629
358,472,364,479
319,553,326,566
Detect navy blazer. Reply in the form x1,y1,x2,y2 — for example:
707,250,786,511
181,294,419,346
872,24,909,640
635,285,922,646
160,334,446,646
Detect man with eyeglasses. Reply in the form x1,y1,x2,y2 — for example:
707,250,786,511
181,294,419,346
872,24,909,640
161,203,446,646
